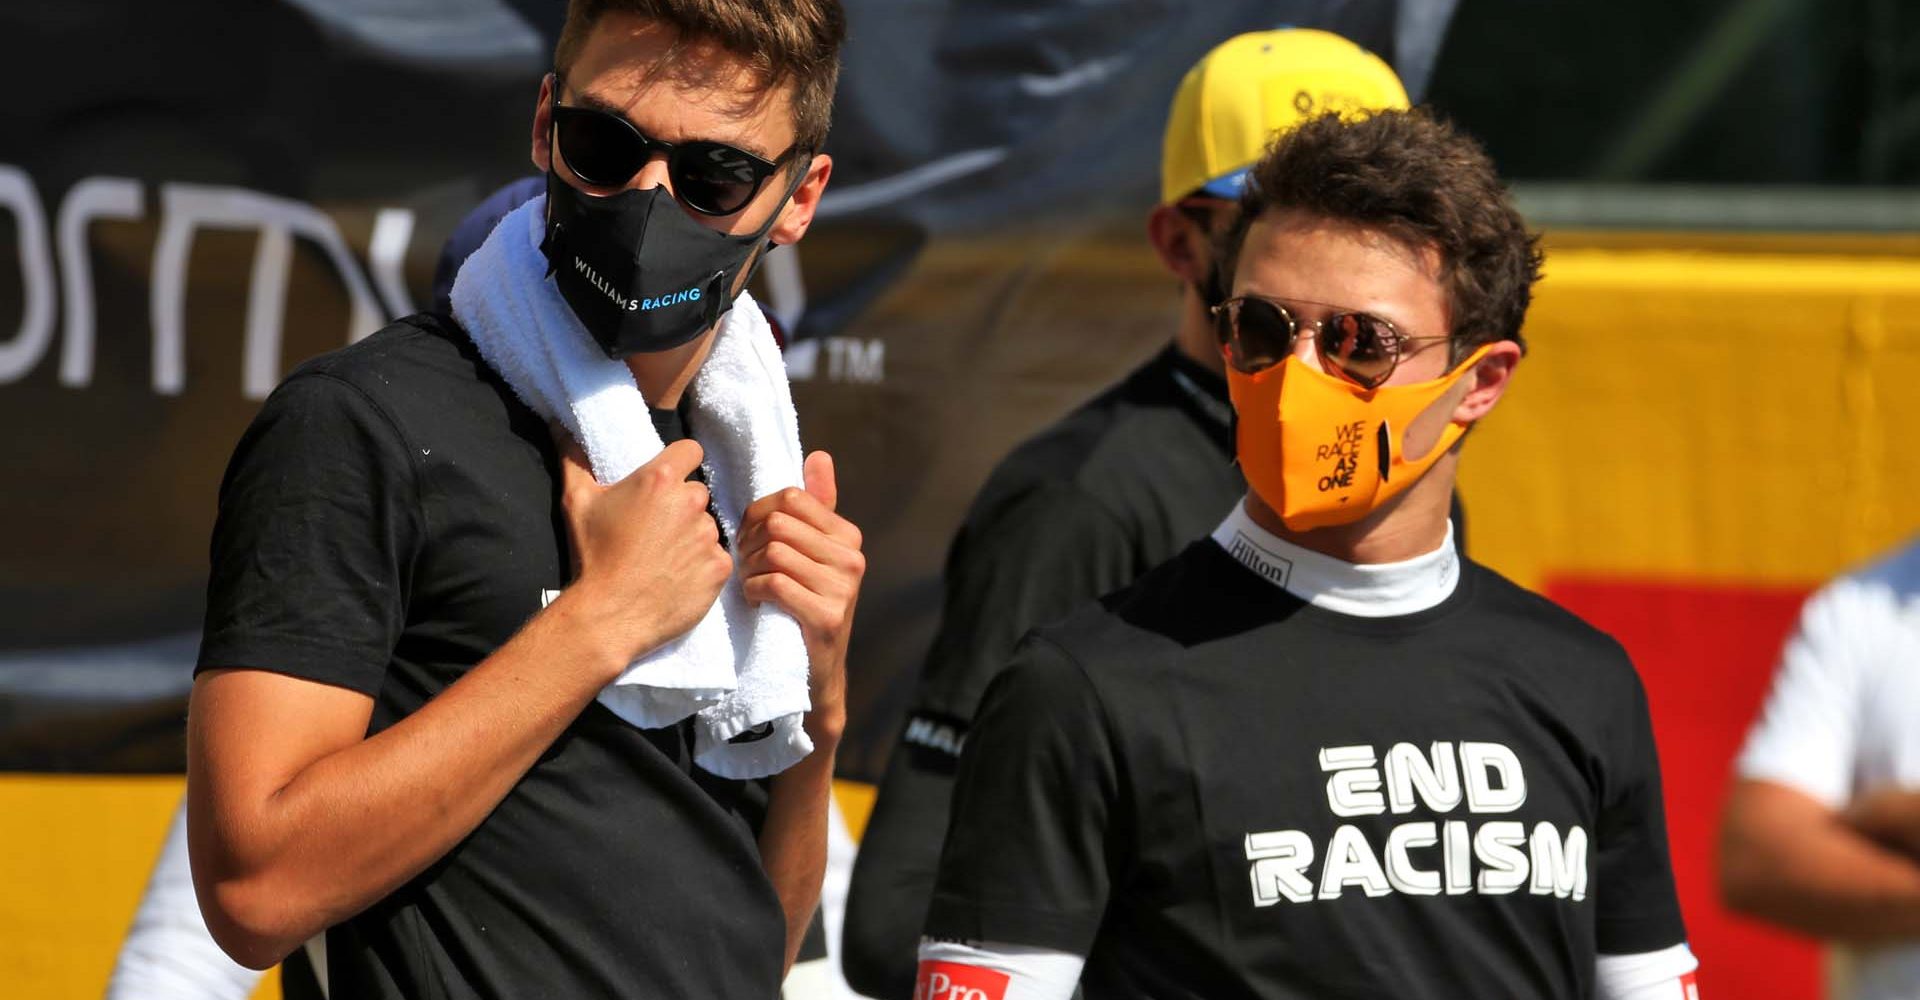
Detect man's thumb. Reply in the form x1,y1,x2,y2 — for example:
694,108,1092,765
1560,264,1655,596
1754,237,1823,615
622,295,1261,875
803,450,837,511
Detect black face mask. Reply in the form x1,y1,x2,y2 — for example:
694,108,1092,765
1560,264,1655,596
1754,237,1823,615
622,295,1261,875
540,169,797,357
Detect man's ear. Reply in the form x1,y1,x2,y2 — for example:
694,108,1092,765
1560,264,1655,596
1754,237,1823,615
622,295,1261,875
1146,203,1210,286
768,154,834,246
1451,340,1523,424
530,73,556,173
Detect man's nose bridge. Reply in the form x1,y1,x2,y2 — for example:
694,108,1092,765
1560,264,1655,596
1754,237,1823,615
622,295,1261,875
1291,319,1320,363
631,154,673,192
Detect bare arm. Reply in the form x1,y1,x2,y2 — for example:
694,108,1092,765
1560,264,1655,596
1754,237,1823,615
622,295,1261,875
1720,778,1920,943
759,741,840,972
189,436,729,969
739,451,864,973
1846,788,1920,858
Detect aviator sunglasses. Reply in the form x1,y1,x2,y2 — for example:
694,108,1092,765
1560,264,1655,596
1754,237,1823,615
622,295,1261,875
550,81,802,217
1212,295,1453,389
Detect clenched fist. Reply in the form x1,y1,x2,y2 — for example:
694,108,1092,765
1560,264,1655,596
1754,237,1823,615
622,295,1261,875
551,427,731,672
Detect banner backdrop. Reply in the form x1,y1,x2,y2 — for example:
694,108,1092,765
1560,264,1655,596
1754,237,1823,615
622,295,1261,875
5,7,1918,1000
0,0,1452,779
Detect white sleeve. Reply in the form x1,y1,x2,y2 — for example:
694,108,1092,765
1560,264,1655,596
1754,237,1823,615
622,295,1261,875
1734,579,1870,808
105,800,265,1000
915,938,1084,1000
1597,943,1700,999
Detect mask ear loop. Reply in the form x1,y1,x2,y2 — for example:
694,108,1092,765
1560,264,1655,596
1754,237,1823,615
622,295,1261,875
705,155,815,328
539,170,564,278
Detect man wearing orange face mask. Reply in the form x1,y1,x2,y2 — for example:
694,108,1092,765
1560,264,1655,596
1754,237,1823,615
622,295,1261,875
845,32,1414,996
915,109,1702,999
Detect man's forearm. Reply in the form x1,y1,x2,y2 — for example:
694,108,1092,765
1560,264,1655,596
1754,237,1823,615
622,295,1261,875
759,733,839,974
1722,782,1920,943
188,589,628,968
1848,790,1920,857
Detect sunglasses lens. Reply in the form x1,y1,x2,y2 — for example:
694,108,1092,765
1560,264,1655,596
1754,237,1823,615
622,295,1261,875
555,109,643,187
675,142,767,216
1319,312,1400,388
1225,299,1295,373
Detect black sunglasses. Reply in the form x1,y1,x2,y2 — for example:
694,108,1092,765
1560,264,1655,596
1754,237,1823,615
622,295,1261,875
1212,295,1451,389
550,88,802,217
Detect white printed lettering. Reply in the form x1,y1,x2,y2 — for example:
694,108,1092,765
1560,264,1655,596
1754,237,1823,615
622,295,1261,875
1321,745,1386,817
152,183,384,398
1528,822,1589,900
1317,825,1391,900
1384,821,1441,896
1443,819,1473,895
0,165,56,383
1386,741,1463,814
1473,820,1530,894
1461,741,1527,813
56,176,144,388
1245,830,1316,906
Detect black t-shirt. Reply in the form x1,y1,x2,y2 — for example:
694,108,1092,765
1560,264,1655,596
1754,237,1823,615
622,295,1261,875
844,345,1244,996
924,541,1687,1000
196,315,786,999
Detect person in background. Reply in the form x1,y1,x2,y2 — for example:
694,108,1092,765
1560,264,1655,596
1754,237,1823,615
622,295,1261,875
840,30,1410,996
1721,536,1920,1000
917,107,1701,999
428,176,548,315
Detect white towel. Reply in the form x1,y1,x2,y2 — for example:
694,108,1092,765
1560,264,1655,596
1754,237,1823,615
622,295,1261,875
452,195,813,778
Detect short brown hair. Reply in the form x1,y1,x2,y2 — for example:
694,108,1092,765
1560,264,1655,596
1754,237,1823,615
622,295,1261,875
554,0,846,152
1219,108,1543,357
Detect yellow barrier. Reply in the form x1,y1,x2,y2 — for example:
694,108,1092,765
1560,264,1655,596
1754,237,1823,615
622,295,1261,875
0,771,874,999
0,774,279,1000
1464,238,1920,588
834,778,879,842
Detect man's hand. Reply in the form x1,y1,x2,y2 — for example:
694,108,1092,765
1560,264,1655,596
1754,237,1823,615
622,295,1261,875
190,425,735,969
1847,788,1920,858
553,429,733,670
738,451,864,743
1720,778,1920,943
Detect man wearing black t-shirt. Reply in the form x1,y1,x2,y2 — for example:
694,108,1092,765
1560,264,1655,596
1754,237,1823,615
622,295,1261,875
185,2,861,998
917,110,1703,999
844,32,1412,996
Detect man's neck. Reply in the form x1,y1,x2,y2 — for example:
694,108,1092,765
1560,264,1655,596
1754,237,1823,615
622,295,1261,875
624,328,718,409
1243,452,1458,565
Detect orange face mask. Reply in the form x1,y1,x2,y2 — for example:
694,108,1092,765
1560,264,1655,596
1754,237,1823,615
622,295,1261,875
1225,343,1494,532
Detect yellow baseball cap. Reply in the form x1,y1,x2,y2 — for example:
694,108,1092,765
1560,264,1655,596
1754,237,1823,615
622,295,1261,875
1161,28,1410,205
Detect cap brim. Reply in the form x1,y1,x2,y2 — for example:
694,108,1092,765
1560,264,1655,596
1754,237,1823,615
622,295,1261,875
1196,168,1249,200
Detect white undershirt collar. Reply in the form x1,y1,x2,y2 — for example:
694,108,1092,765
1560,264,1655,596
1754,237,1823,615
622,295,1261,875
1209,496,1460,618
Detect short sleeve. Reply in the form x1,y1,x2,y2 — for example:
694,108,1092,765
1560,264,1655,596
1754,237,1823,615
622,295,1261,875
196,372,422,695
1593,670,1689,954
923,636,1120,955
1734,582,1866,808
843,475,1131,994
915,481,1135,722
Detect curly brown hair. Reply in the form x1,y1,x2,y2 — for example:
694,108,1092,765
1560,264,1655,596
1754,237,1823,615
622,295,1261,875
1218,108,1543,359
554,0,845,152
